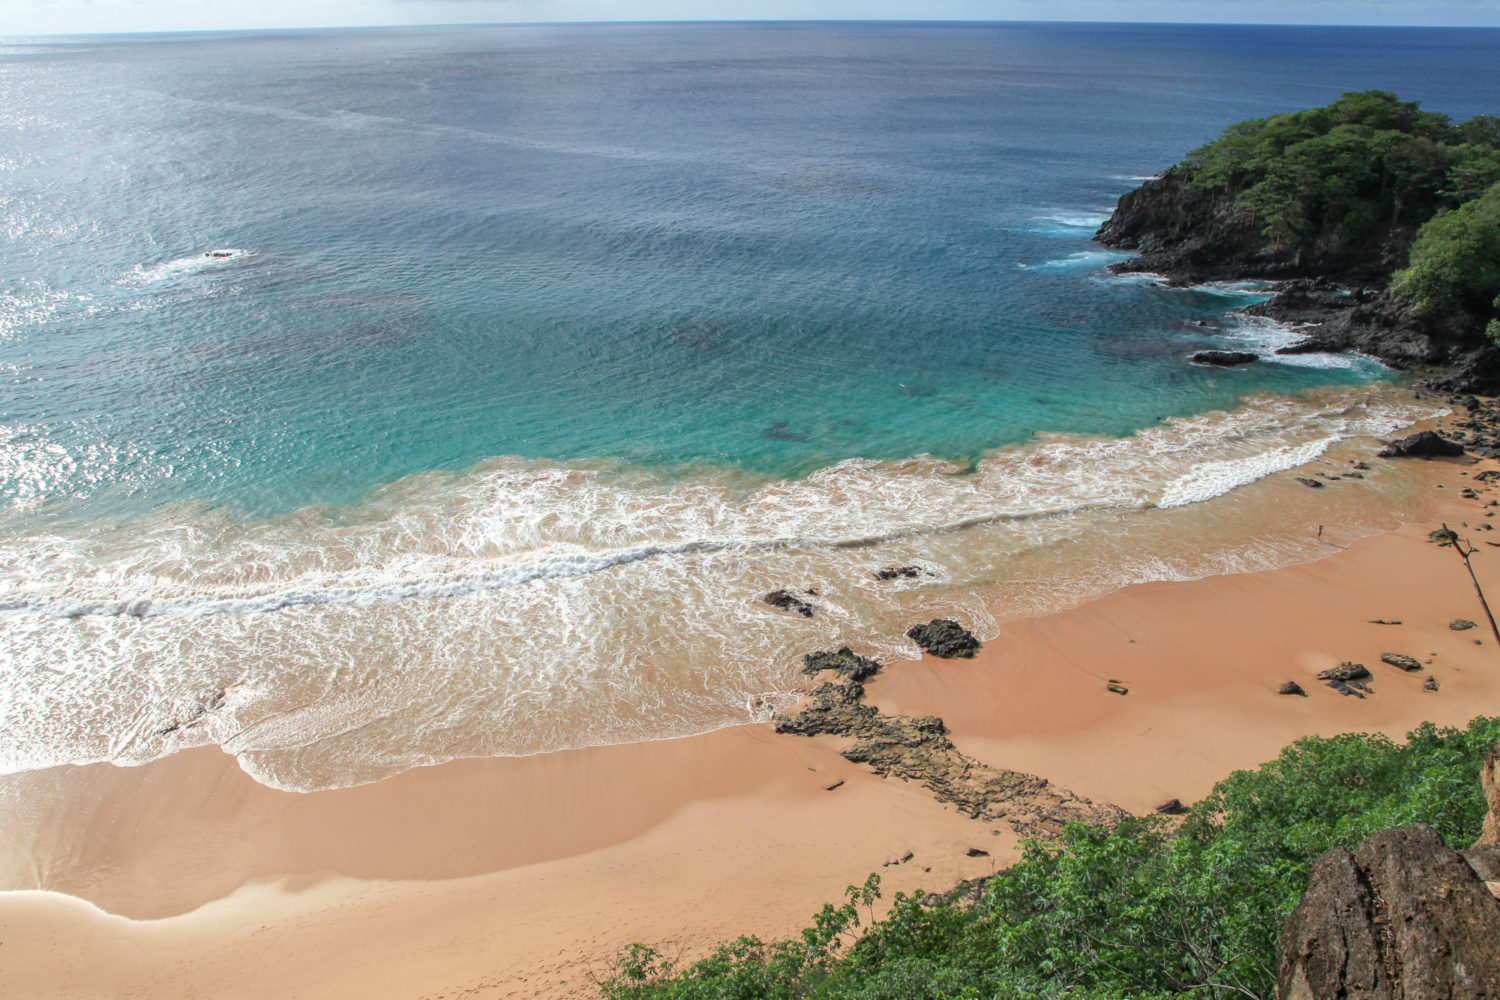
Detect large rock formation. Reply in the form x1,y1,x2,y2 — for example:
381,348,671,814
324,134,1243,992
775,650,1127,839
1275,740,1500,999
1095,171,1500,392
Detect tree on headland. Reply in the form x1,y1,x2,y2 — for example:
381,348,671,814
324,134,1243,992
1182,90,1496,252
1392,181,1500,343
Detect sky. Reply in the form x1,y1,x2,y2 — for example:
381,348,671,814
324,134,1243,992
5,0,1500,36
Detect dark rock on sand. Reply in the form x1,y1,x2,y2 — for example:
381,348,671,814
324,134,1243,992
1452,618,1478,630
1426,676,1442,692
1318,662,1371,682
1326,679,1369,698
1379,430,1466,459
1294,477,1324,488
775,650,1128,838
1190,350,1258,367
906,619,981,658
1107,680,1129,695
1155,798,1189,815
965,847,990,858
764,589,816,618
1279,681,1308,696
1380,652,1425,672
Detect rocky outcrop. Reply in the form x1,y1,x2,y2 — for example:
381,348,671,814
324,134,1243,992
1380,653,1425,673
763,589,817,618
1191,350,1258,367
1276,824,1500,1000
1096,169,1409,286
1275,740,1500,1000
1378,430,1467,459
1095,172,1500,392
775,651,1127,839
906,619,981,659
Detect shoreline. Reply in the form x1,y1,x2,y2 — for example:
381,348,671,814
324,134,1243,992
5,435,1500,996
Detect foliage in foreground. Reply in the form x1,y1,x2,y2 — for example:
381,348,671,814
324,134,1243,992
599,716,1500,1000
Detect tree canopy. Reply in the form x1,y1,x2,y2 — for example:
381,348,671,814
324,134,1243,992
1182,91,1500,250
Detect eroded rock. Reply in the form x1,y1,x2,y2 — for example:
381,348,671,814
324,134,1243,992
1318,662,1371,682
906,619,981,659
1191,350,1258,367
1379,430,1466,459
1380,653,1425,672
775,651,1127,838
763,589,817,618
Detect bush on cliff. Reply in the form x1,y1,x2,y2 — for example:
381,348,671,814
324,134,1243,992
1392,180,1500,342
600,715,1500,1000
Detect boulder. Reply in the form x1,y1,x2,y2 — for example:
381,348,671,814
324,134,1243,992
1318,662,1371,682
1425,676,1442,692
1378,431,1465,458
1452,619,1479,631
1276,824,1500,1000
1155,798,1189,815
906,619,981,658
763,589,816,618
1380,653,1425,672
874,565,924,581
1294,477,1324,488
1279,681,1308,696
1191,350,1258,367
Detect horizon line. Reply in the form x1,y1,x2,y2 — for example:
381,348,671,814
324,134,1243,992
8,18,1500,42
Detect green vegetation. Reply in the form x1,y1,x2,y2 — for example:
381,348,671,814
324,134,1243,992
600,716,1500,1000
1181,90,1500,251
1392,181,1500,342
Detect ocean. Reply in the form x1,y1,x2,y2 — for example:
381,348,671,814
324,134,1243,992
2,21,1496,790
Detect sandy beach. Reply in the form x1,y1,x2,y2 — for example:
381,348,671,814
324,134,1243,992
5,444,1500,998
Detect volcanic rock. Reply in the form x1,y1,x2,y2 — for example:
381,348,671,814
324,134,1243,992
906,619,981,658
1379,430,1465,458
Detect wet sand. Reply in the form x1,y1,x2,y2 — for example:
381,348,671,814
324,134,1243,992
5,452,1500,998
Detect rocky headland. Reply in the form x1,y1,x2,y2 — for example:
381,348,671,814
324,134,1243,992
1094,92,1500,393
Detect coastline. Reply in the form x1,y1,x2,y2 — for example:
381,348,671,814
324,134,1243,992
5,435,1500,997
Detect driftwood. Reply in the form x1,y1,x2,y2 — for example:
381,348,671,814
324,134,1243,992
1442,523,1500,652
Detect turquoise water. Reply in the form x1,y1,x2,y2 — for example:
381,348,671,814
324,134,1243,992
0,22,1495,789
11,21,1495,522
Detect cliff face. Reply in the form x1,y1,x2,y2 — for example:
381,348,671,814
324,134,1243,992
1095,168,1415,285
1275,741,1500,1000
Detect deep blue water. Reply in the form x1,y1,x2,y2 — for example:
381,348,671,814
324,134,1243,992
3,21,1495,524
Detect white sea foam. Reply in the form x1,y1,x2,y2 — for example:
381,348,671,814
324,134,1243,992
1028,210,1112,236
1019,249,1133,272
125,249,253,284
0,385,1441,791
